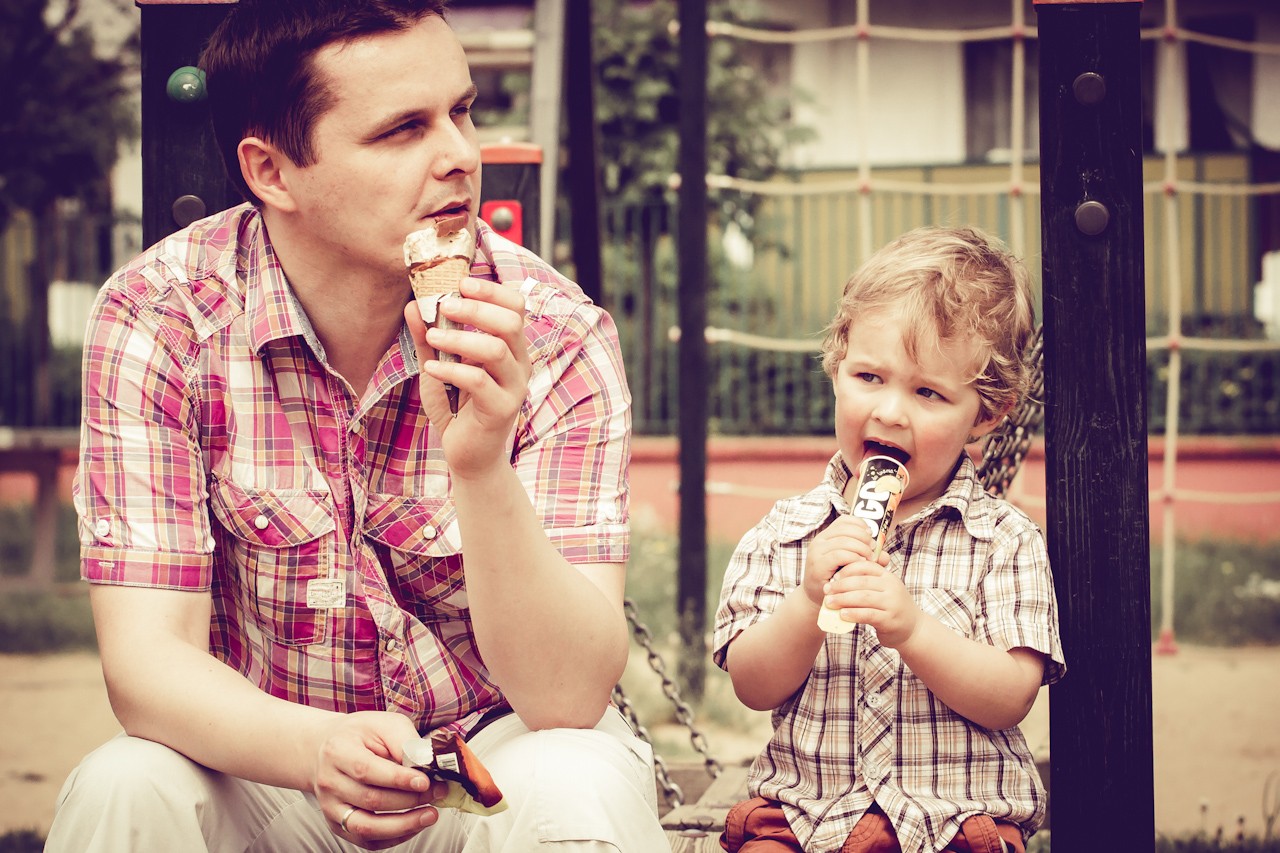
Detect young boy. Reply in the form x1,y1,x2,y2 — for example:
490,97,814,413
713,226,1066,853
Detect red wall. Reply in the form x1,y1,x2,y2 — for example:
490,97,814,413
630,436,1280,545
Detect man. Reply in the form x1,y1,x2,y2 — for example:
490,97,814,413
46,1,667,849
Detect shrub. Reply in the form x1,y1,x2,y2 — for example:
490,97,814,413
1151,539,1280,645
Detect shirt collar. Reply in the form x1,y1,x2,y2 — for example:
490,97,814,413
904,453,996,542
779,450,995,544
239,207,318,355
243,215,523,357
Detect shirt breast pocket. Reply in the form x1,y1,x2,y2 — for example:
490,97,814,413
209,477,337,647
363,494,468,622
916,587,978,639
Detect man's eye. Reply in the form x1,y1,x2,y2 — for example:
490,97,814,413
386,120,423,138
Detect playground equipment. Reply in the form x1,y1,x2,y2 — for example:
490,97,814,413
666,0,1154,848
124,1,1280,849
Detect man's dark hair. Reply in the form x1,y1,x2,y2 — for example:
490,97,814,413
200,0,450,204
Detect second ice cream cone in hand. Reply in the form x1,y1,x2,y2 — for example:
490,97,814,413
404,214,475,414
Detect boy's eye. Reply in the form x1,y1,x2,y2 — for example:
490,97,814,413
917,387,945,401
855,372,880,384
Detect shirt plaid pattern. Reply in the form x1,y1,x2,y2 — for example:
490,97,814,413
75,203,631,734
714,453,1066,853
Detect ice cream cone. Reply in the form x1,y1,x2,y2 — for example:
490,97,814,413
404,216,475,414
409,256,471,322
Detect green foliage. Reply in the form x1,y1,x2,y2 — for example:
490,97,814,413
624,512,738,650
1151,539,1280,646
0,501,93,654
1149,348,1280,435
591,0,813,233
0,0,139,227
1154,836,1280,852
0,503,81,582
0,589,96,653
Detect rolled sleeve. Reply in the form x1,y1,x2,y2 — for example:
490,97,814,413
75,279,213,590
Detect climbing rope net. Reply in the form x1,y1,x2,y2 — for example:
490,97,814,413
624,0,1280,811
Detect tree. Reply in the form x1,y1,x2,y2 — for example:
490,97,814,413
0,0,138,229
0,0,138,427
591,0,812,234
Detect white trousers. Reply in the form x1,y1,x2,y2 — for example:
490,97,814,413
45,706,669,852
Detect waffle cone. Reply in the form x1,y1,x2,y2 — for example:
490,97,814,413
410,256,470,300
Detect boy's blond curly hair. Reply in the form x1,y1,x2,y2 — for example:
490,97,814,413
819,226,1035,423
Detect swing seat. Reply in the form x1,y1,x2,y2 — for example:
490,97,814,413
660,763,751,847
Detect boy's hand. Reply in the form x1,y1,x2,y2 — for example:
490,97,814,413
822,561,920,648
804,516,879,608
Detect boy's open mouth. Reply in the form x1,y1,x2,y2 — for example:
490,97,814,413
864,440,910,465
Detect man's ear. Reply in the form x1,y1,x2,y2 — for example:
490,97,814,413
238,137,298,212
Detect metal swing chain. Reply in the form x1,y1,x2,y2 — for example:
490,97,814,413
612,682,687,808
976,326,1045,500
618,597,724,807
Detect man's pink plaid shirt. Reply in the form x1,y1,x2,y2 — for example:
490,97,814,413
75,204,631,734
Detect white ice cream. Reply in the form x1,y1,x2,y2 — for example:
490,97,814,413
404,219,473,267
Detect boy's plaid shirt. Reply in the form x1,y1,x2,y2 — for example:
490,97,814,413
75,204,631,734
714,453,1066,853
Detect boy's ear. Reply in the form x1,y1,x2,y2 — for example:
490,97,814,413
969,402,1014,443
238,137,299,212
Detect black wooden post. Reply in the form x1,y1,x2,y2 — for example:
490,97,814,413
677,0,709,701
563,0,604,307
138,1,241,248
1036,2,1155,849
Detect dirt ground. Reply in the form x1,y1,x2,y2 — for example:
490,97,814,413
3,645,1278,841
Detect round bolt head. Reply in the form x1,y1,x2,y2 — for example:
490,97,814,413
166,66,207,103
489,205,516,231
1074,200,1111,236
1072,72,1107,106
172,195,207,228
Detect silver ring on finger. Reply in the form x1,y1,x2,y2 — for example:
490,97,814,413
339,805,358,834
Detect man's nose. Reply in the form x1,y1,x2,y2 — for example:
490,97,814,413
433,123,480,179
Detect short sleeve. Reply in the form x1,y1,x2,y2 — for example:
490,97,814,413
712,522,790,671
75,281,213,589
976,522,1066,685
511,294,631,565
